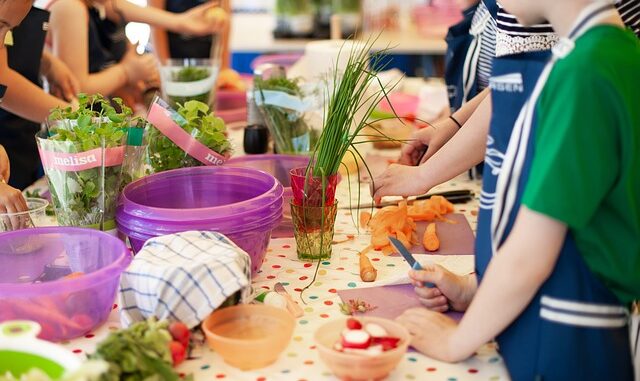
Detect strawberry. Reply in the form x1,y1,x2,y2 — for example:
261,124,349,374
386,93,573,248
346,317,362,330
168,321,191,348
169,340,186,366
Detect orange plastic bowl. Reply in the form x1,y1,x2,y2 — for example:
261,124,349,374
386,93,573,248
202,304,295,370
314,317,411,381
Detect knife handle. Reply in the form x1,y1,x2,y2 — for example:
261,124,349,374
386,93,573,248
412,262,435,288
276,289,304,318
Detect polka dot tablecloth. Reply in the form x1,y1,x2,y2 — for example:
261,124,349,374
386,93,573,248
48,170,510,381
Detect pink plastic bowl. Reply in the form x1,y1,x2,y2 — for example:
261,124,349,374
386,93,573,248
0,227,131,342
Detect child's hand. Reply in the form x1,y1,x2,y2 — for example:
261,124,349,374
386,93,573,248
0,181,28,230
0,145,10,182
371,164,430,199
396,307,461,362
409,264,476,312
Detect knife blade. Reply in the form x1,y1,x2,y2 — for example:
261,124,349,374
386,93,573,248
339,189,474,210
274,282,304,318
388,236,435,288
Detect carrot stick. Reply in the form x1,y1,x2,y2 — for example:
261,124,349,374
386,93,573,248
423,222,440,252
359,250,377,282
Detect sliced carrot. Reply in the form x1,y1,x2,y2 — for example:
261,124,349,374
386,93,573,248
396,230,412,250
372,232,390,250
381,245,395,256
423,222,440,252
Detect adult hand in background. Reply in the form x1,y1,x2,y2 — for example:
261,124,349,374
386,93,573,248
177,3,228,36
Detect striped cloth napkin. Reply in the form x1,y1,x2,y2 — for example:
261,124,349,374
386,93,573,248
119,231,252,328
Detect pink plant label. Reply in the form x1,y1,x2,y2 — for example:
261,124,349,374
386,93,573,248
38,146,125,171
147,102,226,166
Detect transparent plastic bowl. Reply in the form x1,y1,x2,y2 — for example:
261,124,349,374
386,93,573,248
0,198,50,232
160,58,219,107
0,227,131,342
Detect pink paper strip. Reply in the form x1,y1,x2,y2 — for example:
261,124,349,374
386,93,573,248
38,146,124,172
147,102,226,166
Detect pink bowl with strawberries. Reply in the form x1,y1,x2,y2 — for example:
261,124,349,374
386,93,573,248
314,316,411,381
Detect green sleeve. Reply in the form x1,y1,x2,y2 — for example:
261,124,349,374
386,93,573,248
522,62,621,229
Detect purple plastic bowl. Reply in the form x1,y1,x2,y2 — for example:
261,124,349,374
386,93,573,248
116,166,283,276
126,216,280,275
118,166,283,222
0,227,131,342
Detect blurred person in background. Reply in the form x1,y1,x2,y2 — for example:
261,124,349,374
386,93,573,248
149,0,243,91
44,0,228,106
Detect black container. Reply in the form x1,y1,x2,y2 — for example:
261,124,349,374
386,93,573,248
243,124,270,154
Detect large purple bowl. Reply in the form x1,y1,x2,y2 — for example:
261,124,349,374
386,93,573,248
116,166,283,276
0,227,131,342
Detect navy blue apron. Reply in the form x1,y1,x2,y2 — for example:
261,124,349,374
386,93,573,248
476,4,633,380
87,7,127,73
166,0,212,59
444,4,478,112
0,7,49,190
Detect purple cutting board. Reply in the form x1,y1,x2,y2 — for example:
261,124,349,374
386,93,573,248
388,213,474,256
337,283,463,322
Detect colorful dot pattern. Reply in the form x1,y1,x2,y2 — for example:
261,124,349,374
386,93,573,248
49,171,506,380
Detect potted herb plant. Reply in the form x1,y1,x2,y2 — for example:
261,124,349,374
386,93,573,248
290,39,398,260
144,97,231,174
275,0,314,38
160,59,219,108
254,75,314,155
37,94,132,232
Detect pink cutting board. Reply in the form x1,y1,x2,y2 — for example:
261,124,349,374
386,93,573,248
385,213,474,256
337,284,463,322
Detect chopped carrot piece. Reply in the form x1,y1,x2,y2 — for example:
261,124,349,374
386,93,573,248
423,222,440,252
396,230,412,250
381,245,395,256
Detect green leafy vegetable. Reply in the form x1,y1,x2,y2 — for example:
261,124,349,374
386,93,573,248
145,100,231,173
41,94,135,229
90,318,192,381
254,76,312,154
167,67,213,106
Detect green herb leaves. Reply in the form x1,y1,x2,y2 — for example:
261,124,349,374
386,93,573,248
145,100,231,173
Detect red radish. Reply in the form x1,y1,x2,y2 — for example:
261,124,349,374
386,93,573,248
372,336,401,351
169,321,191,348
341,329,371,349
346,318,362,330
364,323,388,338
169,341,186,366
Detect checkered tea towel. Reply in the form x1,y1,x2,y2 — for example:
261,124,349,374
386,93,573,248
119,231,252,328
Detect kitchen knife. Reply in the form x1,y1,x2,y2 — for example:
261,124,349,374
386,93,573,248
388,236,435,288
340,189,474,210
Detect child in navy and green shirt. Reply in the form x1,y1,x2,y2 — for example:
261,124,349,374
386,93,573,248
392,1,640,379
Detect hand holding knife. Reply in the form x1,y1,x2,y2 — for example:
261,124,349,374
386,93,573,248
388,236,435,288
